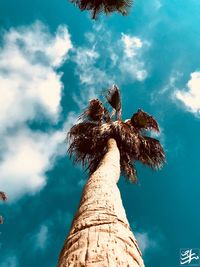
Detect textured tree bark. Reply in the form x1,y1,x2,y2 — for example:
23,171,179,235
58,138,145,267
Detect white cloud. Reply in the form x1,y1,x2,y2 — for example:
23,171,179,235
120,61,147,81
0,21,72,130
0,111,76,201
30,211,73,250
0,22,74,200
35,224,49,250
121,34,143,58
175,72,200,115
135,231,158,255
133,226,165,261
0,127,63,199
120,34,148,81
73,47,107,86
72,25,149,107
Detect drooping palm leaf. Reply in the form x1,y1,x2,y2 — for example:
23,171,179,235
138,136,165,169
121,154,137,183
105,85,122,120
128,109,160,133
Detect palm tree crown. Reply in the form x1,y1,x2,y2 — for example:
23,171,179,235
68,85,165,183
71,0,132,19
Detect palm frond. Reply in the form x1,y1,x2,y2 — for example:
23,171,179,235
79,99,111,123
105,85,122,120
121,154,138,183
67,122,110,169
130,109,160,133
138,136,165,169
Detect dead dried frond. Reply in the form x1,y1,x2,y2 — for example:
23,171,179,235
138,136,165,169
79,99,111,123
105,85,122,120
128,109,160,133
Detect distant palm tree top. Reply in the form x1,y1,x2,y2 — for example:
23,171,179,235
70,0,133,19
0,192,7,201
0,192,7,224
68,85,165,183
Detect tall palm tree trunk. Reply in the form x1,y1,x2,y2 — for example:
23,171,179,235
58,138,145,267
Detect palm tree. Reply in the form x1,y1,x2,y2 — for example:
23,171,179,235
0,192,7,224
58,85,165,266
70,0,132,19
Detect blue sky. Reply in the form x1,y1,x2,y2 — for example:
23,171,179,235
0,0,200,266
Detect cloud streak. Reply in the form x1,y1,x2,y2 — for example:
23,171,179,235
34,224,49,250
72,24,149,107
1,255,18,267
135,231,159,255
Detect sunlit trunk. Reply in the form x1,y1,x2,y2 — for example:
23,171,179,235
58,138,144,266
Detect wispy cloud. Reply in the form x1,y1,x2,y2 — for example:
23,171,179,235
34,224,49,250
153,0,162,10
0,22,74,200
150,71,183,104
132,222,165,260
72,24,149,107
134,228,165,266
30,210,73,251
175,71,200,116
120,33,148,81
122,34,143,58
1,255,18,267
135,231,159,255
